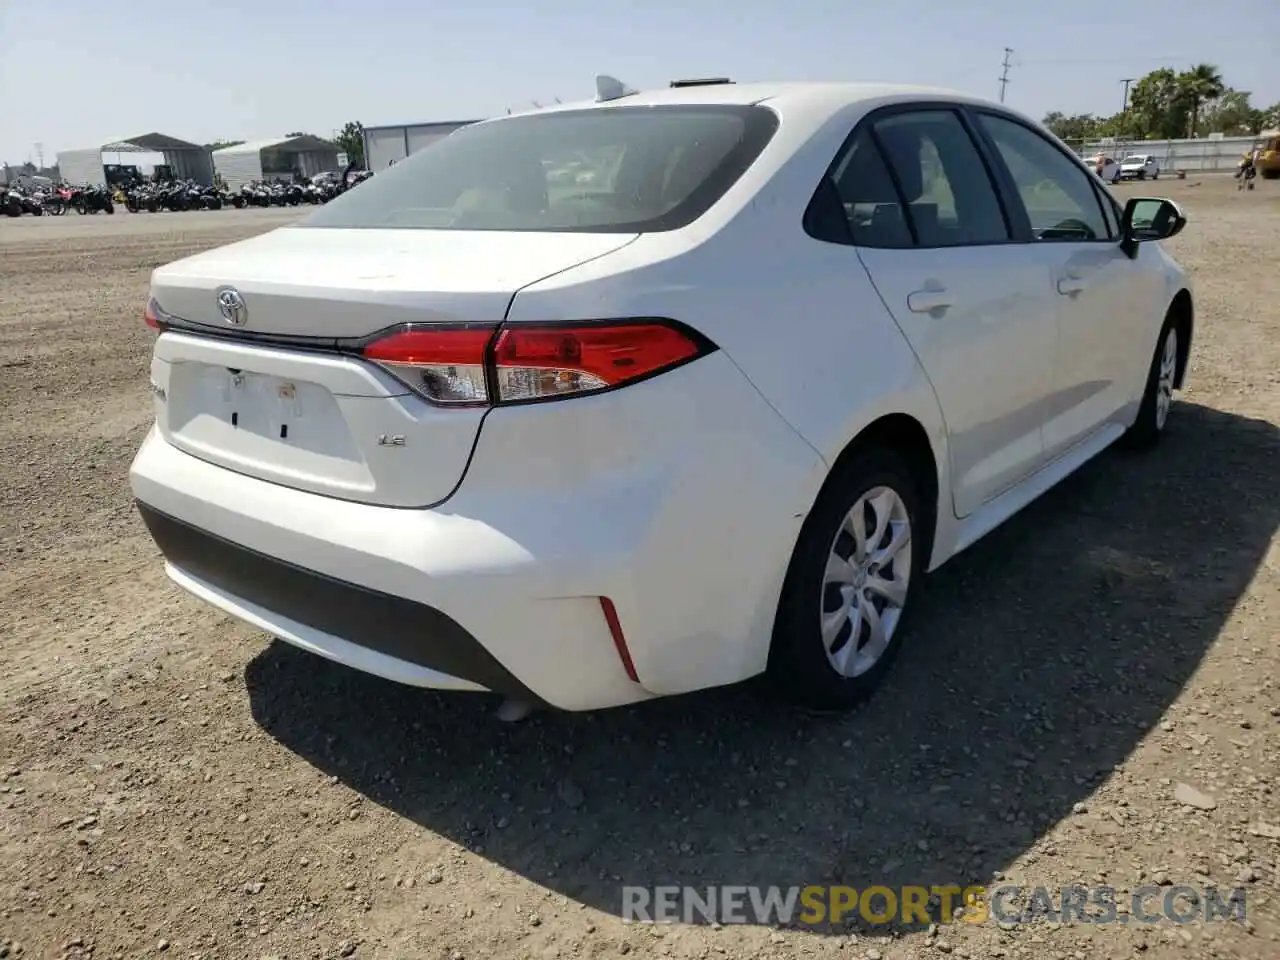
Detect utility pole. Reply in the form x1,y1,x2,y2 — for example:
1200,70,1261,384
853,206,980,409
998,48,1014,104
34,142,44,169
1120,78,1136,113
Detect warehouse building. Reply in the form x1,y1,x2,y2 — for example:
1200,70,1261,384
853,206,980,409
362,120,482,171
56,133,213,187
212,135,341,190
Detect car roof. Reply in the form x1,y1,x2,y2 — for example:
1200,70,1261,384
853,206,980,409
504,81,1001,125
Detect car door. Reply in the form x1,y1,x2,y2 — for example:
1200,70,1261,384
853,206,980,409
840,107,1058,518
971,111,1149,463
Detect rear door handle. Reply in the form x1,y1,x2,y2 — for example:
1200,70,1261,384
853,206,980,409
1057,266,1091,295
907,289,953,314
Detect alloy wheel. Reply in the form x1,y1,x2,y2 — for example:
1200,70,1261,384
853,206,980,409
820,486,913,678
1156,329,1178,430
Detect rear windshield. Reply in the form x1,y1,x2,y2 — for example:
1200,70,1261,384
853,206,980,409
299,105,778,233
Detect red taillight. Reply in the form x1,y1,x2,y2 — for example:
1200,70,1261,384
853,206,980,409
492,323,704,402
144,298,164,330
360,320,711,407
361,327,492,405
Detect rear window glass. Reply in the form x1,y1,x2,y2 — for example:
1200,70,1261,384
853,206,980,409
300,105,779,233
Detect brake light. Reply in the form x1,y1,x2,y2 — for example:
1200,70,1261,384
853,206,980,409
360,320,713,407
362,326,492,405
144,298,165,330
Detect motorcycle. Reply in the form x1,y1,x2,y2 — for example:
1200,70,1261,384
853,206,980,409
43,185,73,216
69,184,115,214
124,183,160,213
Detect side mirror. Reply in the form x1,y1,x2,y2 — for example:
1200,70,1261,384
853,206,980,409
1120,197,1187,258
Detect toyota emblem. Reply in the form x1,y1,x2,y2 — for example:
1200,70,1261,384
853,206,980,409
216,287,248,326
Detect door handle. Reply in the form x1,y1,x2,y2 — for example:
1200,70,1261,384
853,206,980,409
907,289,953,314
1057,266,1091,295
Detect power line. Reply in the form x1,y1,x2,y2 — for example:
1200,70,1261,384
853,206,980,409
1022,56,1189,66
998,48,1014,104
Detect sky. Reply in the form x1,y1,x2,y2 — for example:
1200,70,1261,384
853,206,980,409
2,0,1277,165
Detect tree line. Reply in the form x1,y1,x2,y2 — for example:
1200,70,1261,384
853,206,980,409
1043,64,1280,143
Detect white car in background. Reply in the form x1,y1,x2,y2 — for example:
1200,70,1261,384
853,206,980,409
1119,153,1160,180
130,80,1194,714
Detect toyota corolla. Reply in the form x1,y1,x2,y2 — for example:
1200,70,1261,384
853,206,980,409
130,79,1192,713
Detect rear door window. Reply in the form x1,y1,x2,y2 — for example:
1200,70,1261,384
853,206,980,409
825,129,915,248
870,110,1011,247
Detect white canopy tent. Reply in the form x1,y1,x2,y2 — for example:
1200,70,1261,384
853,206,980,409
56,133,214,187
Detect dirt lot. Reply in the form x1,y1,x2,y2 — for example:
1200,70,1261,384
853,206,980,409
2,180,1278,960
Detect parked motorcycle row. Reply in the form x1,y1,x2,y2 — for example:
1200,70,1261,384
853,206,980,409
234,171,373,207
2,183,114,217
124,180,233,212
2,168,373,218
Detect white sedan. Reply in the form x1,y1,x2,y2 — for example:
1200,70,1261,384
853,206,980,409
131,80,1193,713
1119,153,1161,180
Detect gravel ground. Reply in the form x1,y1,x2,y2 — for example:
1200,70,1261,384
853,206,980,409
1,179,1278,960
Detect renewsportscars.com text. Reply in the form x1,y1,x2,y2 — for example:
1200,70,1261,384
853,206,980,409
622,884,1248,926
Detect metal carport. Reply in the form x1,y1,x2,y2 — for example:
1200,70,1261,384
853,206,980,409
212,136,341,190
56,134,214,187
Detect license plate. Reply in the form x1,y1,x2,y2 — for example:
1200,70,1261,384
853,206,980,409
224,371,305,437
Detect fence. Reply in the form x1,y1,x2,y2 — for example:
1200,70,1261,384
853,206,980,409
1071,135,1260,174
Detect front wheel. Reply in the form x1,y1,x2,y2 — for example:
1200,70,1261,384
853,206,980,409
767,448,925,712
1123,320,1179,448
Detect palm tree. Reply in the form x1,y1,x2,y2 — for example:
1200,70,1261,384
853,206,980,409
1178,64,1225,138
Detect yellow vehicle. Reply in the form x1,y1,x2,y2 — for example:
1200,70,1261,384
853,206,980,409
1257,132,1280,180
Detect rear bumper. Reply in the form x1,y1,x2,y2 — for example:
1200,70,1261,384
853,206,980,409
137,501,538,700
130,427,652,710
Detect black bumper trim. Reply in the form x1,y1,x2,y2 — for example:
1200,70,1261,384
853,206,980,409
136,501,539,701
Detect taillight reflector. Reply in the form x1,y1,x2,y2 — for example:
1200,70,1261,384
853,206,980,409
360,320,712,407
599,597,639,683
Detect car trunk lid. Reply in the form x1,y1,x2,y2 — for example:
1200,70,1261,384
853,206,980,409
147,226,637,507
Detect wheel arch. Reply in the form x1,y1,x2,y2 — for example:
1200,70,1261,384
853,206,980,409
764,410,944,706
817,412,942,569
1168,288,1193,389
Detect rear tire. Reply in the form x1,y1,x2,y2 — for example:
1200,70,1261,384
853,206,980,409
1123,317,1179,449
767,448,926,712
